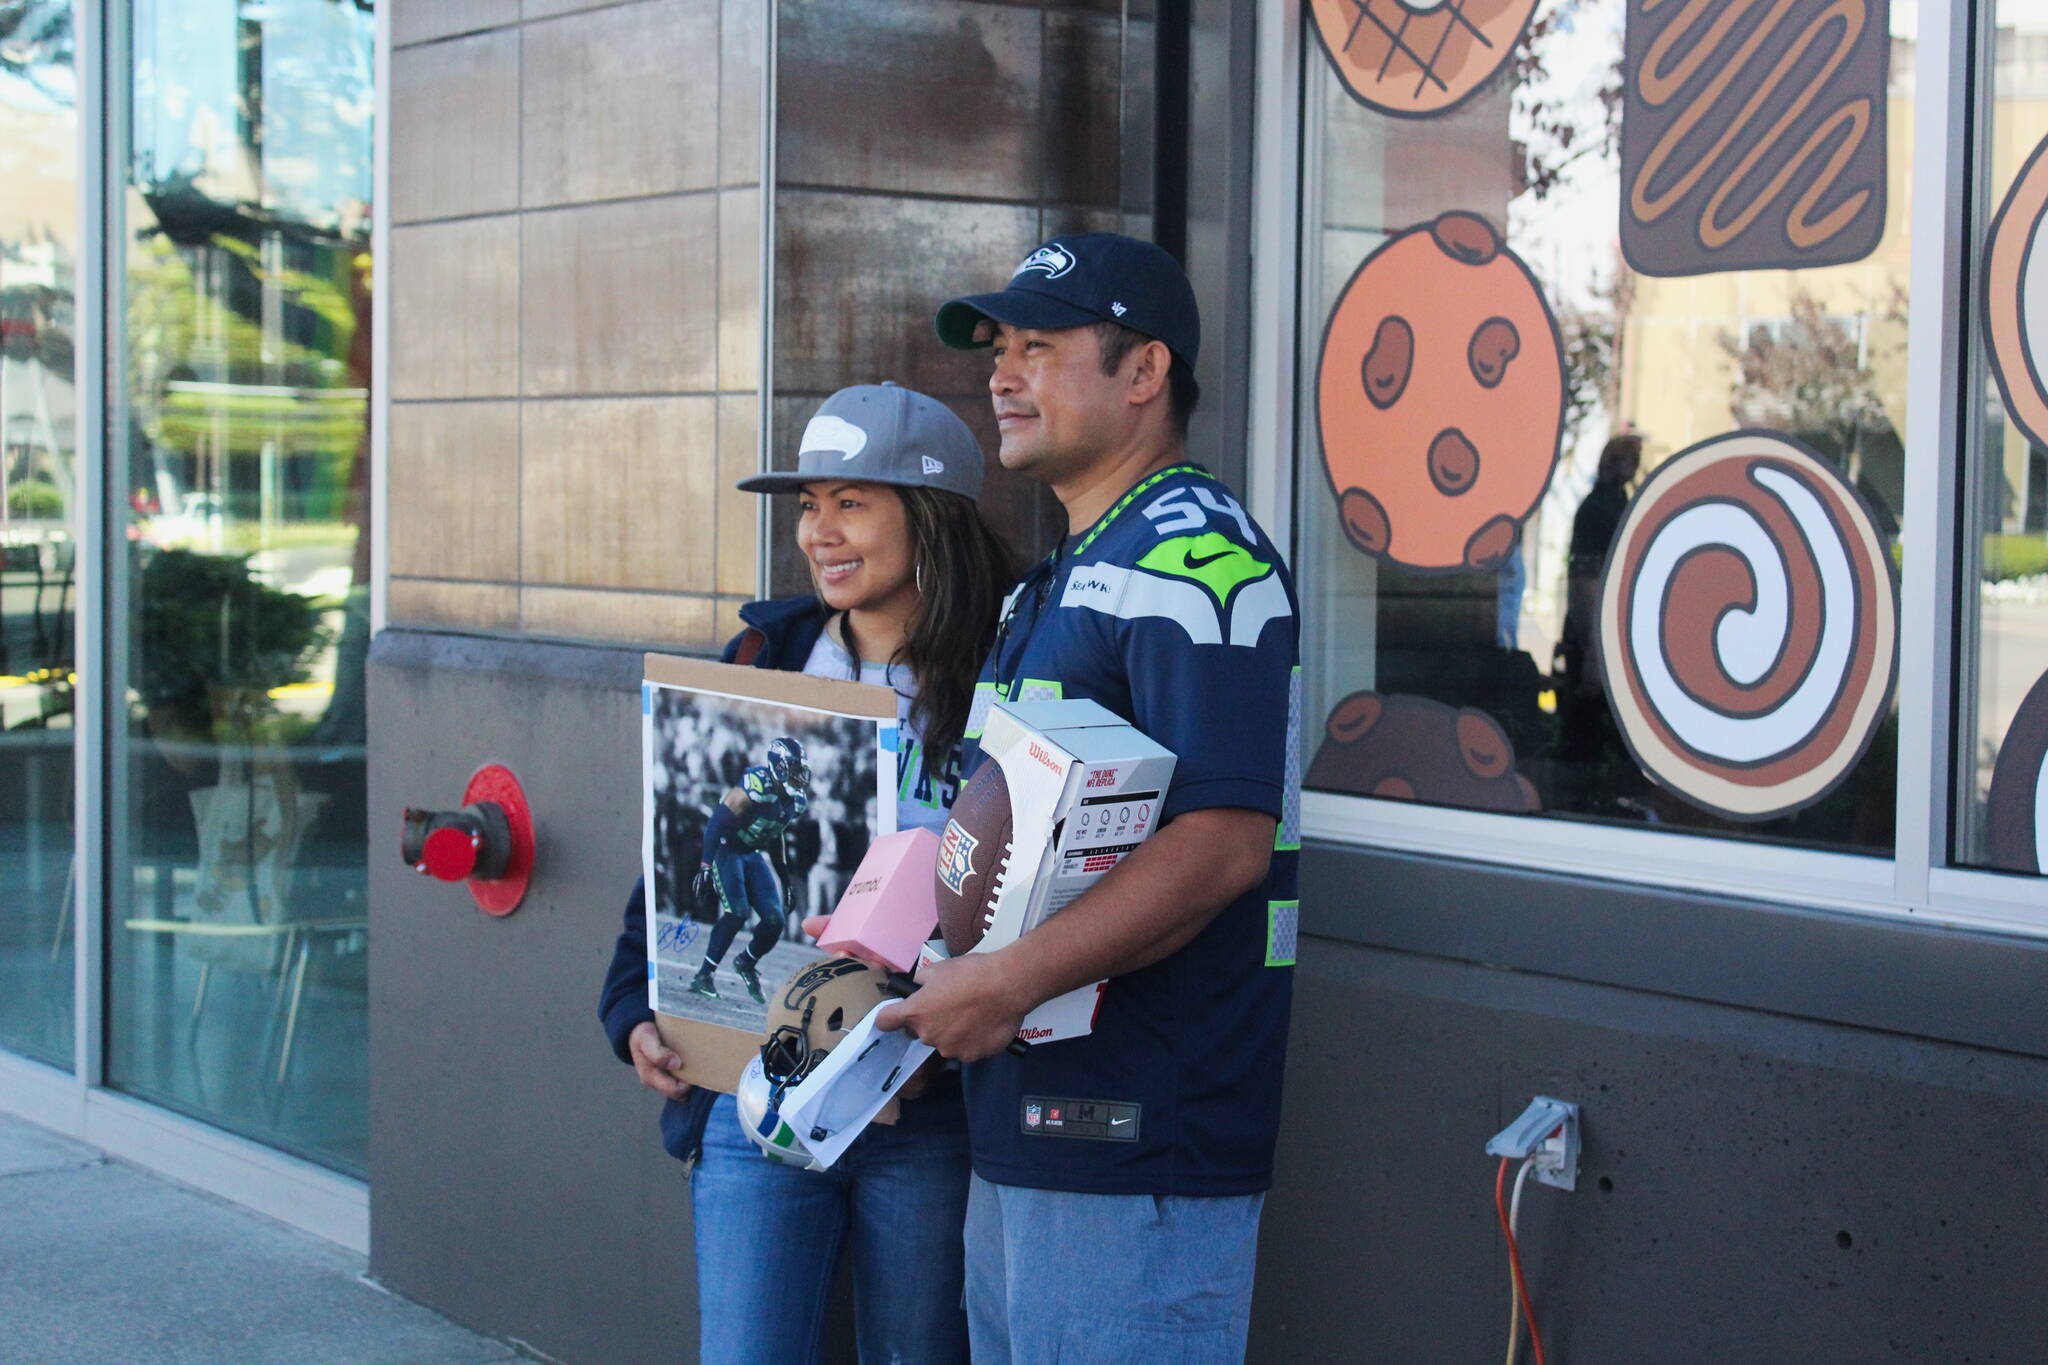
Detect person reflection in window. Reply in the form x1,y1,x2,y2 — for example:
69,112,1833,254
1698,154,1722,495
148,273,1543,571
1555,433,1643,775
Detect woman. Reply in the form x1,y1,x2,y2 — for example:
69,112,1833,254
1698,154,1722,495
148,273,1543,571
599,382,1014,1365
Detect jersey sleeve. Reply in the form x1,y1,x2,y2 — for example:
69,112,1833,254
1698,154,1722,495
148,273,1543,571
1112,509,1299,824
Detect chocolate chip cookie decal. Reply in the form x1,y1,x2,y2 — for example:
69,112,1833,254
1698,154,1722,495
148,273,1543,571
1317,212,1566,573
1987,669,2048,876
1308,0,1543,119
1619,0,1889,277
1308,691,1540,813
1597,430,1898,821
1983,131,2048,452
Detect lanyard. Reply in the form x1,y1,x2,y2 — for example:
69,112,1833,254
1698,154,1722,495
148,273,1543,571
989,464,1210,698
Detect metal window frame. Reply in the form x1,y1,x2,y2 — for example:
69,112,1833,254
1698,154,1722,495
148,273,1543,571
0,0,371,1256
1247,0,2048,939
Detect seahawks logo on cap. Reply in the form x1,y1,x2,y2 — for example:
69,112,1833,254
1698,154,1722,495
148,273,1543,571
1015,244,1076,281
801,414,868,461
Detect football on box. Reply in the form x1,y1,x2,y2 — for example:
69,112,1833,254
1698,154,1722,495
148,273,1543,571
934,759,1013,955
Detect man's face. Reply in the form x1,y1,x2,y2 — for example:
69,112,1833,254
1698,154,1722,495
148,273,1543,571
985,321,1129,480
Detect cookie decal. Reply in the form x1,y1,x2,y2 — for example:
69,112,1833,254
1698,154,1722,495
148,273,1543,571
1983,131,2048,452
1986,669,2048,876
1317,212,1566,574
1308,0,1542,119
1307,691,1539,814
1597,431,1898,821
1619,0,1889,277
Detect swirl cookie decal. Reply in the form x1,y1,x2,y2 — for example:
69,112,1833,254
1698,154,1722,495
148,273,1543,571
1597,431,1898,821
1982,132,2048,452
1986,670,2048,876
1307,0,1541,118
1307,692,1539,813
1619,0,1889,277
1317,212,1566,573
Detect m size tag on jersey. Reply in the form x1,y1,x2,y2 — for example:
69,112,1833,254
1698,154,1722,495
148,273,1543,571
1020,1096,1140,1141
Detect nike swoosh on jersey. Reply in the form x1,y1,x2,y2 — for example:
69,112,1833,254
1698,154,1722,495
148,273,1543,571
1137,533,1272,608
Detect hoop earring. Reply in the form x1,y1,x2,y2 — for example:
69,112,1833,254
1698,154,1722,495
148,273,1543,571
915,559,929,599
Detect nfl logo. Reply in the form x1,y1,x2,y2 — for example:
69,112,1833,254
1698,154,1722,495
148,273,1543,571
1024,1104,1041,1128
937,819,979,894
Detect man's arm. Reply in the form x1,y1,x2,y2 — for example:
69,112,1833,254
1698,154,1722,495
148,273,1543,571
877,806,1273,1061
699,788,748,864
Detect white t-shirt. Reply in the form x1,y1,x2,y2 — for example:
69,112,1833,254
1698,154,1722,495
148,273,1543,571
800,627,960,835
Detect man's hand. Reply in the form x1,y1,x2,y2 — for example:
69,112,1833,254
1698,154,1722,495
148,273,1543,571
693,863,712,907
628,1020,690,1100
874,950,1030,1062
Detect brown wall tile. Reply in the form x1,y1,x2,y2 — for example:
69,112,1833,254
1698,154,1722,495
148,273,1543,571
773,189,1039,398
387,402,523,580
520,396,716,591
1043,13,1130,210
391,30,521,224
521,194,718,396
391,216,520,399
521,0,719,207
389,578,521,631
716,394,760,596
718,189,760,392
522,0,628,18
393,0,520,48
520,587,718,648
720,0,762,186
776,0,1041,202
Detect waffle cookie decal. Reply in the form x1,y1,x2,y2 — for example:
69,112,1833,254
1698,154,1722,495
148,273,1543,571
1619,0,1890,277
1316,212,1566,574
1596,431,1897,822
1307,0,1541,118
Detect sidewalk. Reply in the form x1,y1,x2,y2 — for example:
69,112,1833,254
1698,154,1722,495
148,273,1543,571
0,1112,528,1365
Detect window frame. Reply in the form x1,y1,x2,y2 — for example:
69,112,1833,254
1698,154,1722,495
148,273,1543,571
1247,0,2048,937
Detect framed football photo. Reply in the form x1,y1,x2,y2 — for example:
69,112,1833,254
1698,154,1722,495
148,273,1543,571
641,654,899,1093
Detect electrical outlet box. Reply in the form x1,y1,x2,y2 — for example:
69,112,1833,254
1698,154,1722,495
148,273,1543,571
1486,1096,1581,1192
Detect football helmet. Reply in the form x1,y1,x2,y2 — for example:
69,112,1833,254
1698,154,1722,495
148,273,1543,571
765,736,810,794
736,956,897,1168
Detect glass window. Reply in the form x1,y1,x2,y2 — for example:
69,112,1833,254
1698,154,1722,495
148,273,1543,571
1296,0,1909,855
0,0,78,1069
108,0,373,1173
1959,2,2048,876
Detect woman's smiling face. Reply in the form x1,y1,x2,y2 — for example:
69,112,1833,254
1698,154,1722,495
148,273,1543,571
796,480,917,616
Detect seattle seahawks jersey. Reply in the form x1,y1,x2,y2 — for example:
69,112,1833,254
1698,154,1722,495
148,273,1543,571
958,464,1302,1197
725,766,809,851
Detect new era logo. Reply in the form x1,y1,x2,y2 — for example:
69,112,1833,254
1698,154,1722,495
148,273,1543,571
922,455,943,476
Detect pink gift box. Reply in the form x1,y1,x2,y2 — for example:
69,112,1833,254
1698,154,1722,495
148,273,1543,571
816,828,941,972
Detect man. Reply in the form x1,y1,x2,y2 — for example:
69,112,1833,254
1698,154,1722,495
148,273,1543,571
877,234,1301,1363
689,735,809,1004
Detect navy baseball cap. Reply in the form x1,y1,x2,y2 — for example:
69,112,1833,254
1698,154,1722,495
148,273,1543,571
936,233,1200,366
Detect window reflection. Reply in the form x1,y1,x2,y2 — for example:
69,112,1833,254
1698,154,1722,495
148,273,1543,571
110,0,372,1173
0,0,77,1069
1298,0,1908,854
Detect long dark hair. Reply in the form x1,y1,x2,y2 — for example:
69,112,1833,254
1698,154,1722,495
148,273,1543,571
894,485,1015,762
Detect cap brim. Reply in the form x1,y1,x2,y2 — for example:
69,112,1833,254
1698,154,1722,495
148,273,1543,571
734,470,947,495
935,289,1103,348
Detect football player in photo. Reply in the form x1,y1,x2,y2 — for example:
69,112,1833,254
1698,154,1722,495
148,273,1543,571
689,735,810,1004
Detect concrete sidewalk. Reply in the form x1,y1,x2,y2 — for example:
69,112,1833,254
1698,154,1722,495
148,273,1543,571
0,1112,528,1365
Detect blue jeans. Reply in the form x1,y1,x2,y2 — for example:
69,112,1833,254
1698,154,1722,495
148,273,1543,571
963,1174,1264,1364
691,1093,970,1365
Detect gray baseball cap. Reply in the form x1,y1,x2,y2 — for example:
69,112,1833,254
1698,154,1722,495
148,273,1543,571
736,382,984,500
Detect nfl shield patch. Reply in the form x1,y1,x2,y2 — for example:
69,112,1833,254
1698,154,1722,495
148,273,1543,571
937,819,979,894
1024,1103,1041,1128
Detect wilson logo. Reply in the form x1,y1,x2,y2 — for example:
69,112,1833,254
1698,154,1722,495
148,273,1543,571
1028,742,1064,774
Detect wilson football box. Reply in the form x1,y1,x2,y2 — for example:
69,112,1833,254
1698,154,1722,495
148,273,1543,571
941,698,1176,1043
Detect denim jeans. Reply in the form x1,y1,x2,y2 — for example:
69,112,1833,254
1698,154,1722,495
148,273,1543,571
691,1092,970,1365
963,1173,1264,1365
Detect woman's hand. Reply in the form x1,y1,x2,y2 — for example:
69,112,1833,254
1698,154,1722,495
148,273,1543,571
629,1020,690,1100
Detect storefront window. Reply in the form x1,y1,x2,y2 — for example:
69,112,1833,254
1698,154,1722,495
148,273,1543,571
0,0,78,1069
1297,0,1909,854
108,0,372,1172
